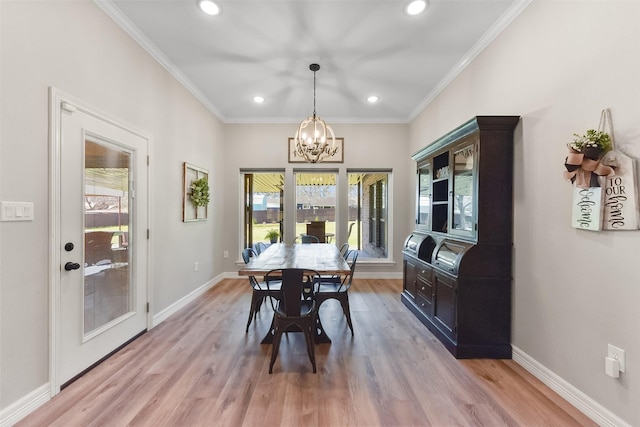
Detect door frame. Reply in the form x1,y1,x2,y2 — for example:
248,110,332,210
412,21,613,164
48,87,152,396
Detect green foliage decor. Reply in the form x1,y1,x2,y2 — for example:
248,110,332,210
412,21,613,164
265,229,279,242
569,129,612,154
190,177,210,207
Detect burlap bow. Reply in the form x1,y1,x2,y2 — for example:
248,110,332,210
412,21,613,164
563,146,614,188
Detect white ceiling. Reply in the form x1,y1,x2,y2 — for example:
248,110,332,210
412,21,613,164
99,0,527,124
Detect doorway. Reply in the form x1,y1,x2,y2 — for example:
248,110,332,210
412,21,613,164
49,89,150,393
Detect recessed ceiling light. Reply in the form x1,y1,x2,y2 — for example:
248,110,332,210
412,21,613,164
405,0,427,16
253,96,265,103
367,96,379,104
198,0,221,16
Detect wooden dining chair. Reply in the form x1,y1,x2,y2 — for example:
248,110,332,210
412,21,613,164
242,248,281,332
264,268,320,374
314,250,358,335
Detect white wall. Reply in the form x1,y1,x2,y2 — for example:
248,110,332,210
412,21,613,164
409,2,639,425
0,0,224,410
222,123,411,276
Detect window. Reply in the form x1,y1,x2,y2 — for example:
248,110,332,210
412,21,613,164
240,169,392,262
242,171,284,249
349,171,390,259
295,172,337,243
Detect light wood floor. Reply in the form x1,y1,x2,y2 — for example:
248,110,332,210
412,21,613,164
18,278,596,427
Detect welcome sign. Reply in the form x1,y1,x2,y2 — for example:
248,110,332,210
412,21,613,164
571,186,603,231
601,150,639,230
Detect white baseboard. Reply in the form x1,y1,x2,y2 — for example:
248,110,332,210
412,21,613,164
0,384,50,427
151,273,224,327
512,345,630,427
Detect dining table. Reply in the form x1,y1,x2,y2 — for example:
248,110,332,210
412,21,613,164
238,243,350,344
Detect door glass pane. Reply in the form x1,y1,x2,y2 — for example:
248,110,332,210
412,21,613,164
452,144,475,233
295,172,336,243
84,140,132,334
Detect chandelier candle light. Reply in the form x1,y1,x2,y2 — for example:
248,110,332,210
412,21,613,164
294,63,338,163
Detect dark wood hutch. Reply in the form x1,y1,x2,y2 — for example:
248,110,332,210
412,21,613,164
401,116,519,358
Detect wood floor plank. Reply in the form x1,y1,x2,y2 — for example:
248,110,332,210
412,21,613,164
16,278,597,427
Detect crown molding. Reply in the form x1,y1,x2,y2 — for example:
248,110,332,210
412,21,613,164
93,0,226,121
409,0,533,121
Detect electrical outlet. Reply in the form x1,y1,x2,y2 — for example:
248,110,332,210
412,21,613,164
223,251,229,259
194,262,198,272
608,344,626,373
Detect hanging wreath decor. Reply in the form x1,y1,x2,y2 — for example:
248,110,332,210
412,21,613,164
189,176,210,207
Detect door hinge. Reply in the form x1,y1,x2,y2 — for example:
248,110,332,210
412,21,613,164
147,155,150,166
146,302,150,313
147,229,150,239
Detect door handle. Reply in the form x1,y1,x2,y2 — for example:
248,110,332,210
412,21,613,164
64,262,81,271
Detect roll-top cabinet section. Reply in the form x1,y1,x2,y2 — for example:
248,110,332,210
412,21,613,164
402,233,436,312
402,115,519,359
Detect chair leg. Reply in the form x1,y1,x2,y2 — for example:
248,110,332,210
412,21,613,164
269,324,283,374
339,296,354,335
246,292,260,333
305,322,317,373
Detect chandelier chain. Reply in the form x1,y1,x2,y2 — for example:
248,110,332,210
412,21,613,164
313,69,317,117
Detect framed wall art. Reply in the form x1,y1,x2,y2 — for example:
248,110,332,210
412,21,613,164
183,162,209,222
288,137,344,163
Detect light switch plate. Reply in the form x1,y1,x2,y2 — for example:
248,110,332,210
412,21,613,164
1,201,34,221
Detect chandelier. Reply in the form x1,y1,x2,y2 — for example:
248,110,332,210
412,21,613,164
294,64,338,163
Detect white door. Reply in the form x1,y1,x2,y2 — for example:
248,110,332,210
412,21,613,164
57,99,148,386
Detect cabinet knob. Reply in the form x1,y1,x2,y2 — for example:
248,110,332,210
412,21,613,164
421,303,426,308
421,270,426,274
421,286,426,291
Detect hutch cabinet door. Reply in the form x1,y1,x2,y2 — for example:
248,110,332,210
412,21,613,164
403,258,418,299
433,271,457,340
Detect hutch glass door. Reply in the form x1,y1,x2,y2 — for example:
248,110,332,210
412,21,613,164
451,143,476,236
417,163,431,230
